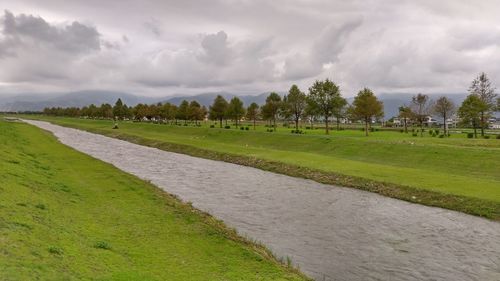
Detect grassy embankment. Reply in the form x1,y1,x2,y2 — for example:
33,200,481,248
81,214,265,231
0,119,309,280
22,116,500,220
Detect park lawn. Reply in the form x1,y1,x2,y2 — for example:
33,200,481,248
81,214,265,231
21,116,500,219
0,119,308,281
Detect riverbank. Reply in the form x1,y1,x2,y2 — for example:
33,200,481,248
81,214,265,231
19,116,500,220
0,119,308,280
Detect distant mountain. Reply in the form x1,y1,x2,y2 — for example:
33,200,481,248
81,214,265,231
0,90,162,112
163,92,269,107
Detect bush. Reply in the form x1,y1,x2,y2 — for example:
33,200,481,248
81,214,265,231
412,133,418,137
240,127,244,130
94,241,111,250
209,125,215,128
291,130,304,134
224,125,230,129
484,135,490,139
48,246,63,255
435,129,440,135
305,126,311,130
400,129,404,133
245,127,249,130
432,132,437,137
496,134,500,139
439,134,444,138
467,133,474,138
428,129,433,135
266,128,274,132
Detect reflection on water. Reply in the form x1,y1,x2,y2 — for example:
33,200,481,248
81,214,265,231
26,120,500,281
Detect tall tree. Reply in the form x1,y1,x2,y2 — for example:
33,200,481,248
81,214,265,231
209,95,229,128
468,72,497,136
458,94,487,138
246,102,259,130
351,88,384,136
411,93,431,137
188,100,203,125
227,97,245,128
177,100,190,124
307,79,343,134
283,85,307,131
261,92,282,131
433,96,455,136
398,105,412,133
112,98,126,120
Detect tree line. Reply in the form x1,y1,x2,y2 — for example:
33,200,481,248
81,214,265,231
44,74,498,137
397,72,499,138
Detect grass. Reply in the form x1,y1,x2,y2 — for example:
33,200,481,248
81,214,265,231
0,119,309,280
18,115,500,220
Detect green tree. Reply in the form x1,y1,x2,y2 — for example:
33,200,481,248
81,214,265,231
468,72,497,136
351,88,384,136
458,94,487,138
398,105,412,133
246,102,259,130
177,100,190,124
411,93,431,137
261,92,282,131
432,96,455,136
307,79,343,134
112,98,126,120
283,85,307,131
188,101,204,125
99,103,113,119
209,95,229,128
227,97,245,128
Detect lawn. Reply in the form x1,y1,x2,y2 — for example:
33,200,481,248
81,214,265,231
0,118,307,280
19,116,500,219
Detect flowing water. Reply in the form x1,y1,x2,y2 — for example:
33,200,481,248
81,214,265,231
25,120,500,281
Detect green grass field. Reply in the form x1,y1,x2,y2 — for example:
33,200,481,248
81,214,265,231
21,116,500,220
0,119,308,280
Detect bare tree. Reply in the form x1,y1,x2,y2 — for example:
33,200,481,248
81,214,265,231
411,93,432,137
468,72,497,136
433,96,455,136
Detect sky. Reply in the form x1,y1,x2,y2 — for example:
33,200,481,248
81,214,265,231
1,0,500,98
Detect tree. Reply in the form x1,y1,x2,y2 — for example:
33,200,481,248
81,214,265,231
468,72,497,136
261,92,282,131
188,101,204,125
226,97,245,128
177,100,190,124
209,95,229,128
307,79,343,134
332,96,348,131
398,106,412,133
351,88,384,136
112,98,126,120
458,94,487,138
99,103,113,119
283,85,307,131
411,93,431,137
246,102,259,130
433,97,455,136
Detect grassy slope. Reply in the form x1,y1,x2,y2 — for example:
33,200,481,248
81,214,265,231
22,116,500,219
0,119,307,281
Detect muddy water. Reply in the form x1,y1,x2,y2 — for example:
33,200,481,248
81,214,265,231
26,120,500,281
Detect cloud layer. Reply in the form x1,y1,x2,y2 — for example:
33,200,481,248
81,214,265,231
1,0,500,97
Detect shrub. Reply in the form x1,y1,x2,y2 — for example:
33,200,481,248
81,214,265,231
209,125,215,128
245,127,249,130
305,126,311,130
412,133,418,137
428,130,433,135
438,134,444,138
496,134,500,139
484,135,490,139
435,129,440,135
94,241,111,250
400,129,404,133
467,133,474,138
432,132,437,137
240,127,244,130
291,130,304,134
48,246,63,255
35,203,46,210
224,125,230,129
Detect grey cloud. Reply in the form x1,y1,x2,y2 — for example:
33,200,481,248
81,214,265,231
199,31,231,66
2,10,100,54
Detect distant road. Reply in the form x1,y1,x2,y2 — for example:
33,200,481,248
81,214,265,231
26,119,500,281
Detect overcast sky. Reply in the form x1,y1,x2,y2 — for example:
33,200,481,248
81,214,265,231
1,0,500,97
